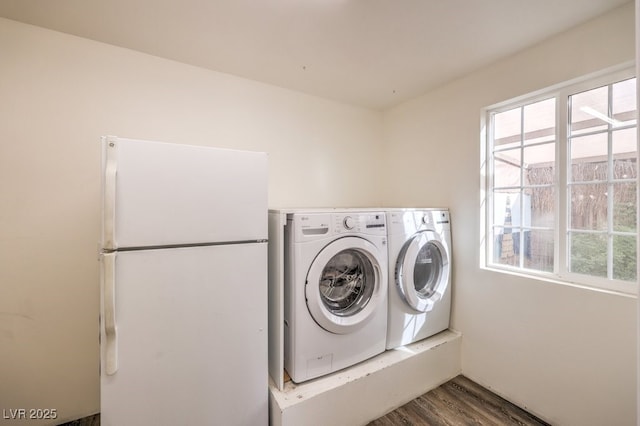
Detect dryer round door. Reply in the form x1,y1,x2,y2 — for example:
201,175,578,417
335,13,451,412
395,230,450,313
305,236,385,335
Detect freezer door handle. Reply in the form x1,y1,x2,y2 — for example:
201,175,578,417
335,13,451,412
103,252,118,375
102,136,118,250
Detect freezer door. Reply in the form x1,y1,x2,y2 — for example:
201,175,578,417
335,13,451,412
100,244,268,426
101,136,267,250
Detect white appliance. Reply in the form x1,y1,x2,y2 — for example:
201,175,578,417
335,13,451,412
385,209,451,349
283,210,388,383
99,136,268,426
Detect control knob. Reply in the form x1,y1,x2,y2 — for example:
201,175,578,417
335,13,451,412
343,216,355,230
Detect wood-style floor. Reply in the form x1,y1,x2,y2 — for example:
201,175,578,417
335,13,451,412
58,414,99,426
369,375,550,426
60,375,549,426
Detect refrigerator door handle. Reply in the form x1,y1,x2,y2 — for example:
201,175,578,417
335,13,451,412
102,136,118,250
103,252,118,375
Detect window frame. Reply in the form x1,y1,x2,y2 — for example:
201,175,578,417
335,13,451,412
482,64,637,295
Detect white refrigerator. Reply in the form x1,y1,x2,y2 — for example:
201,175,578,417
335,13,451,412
98,136,268,425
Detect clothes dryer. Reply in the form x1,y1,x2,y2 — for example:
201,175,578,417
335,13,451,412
283,210,388,383
386,209,451,349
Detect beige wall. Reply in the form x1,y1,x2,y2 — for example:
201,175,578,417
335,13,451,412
0,17,383,424
383,2,637,425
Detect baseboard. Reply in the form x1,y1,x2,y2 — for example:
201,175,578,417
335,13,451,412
269,329,462,426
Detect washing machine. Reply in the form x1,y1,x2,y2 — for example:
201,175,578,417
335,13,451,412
283,210,388,383
385,209,451,350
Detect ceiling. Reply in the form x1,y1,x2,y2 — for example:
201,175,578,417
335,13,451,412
0,0,632,110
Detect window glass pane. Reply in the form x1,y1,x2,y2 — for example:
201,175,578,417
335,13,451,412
524,143,555,184
493,227,520,267
524,98,555,144
528,186,554,227
612,78,637,126
570,183,608,231
491,226,505,259
613,235,637,281
509,193,530,229
494,108,521,147
569,232,607,277
570,133,608,182
526,229,554,272
612,127,637,179
613,182,637,232
493,190,520,227
494,149,521,187
570,85,608,135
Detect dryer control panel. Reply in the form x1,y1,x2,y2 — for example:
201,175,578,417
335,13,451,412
290,211,386,242
387,208,450,236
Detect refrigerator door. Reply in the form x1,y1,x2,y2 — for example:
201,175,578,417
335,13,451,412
100,243,268,426
101,136,268,250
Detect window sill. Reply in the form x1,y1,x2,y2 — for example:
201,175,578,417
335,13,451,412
482,264,638,298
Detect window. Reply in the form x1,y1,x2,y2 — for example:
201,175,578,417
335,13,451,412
484,67,637,294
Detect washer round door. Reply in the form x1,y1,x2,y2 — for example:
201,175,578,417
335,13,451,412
305,237,385,334
395,230,450,313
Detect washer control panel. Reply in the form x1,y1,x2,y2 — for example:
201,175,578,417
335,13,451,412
291,211,386,241
333,212,386,235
